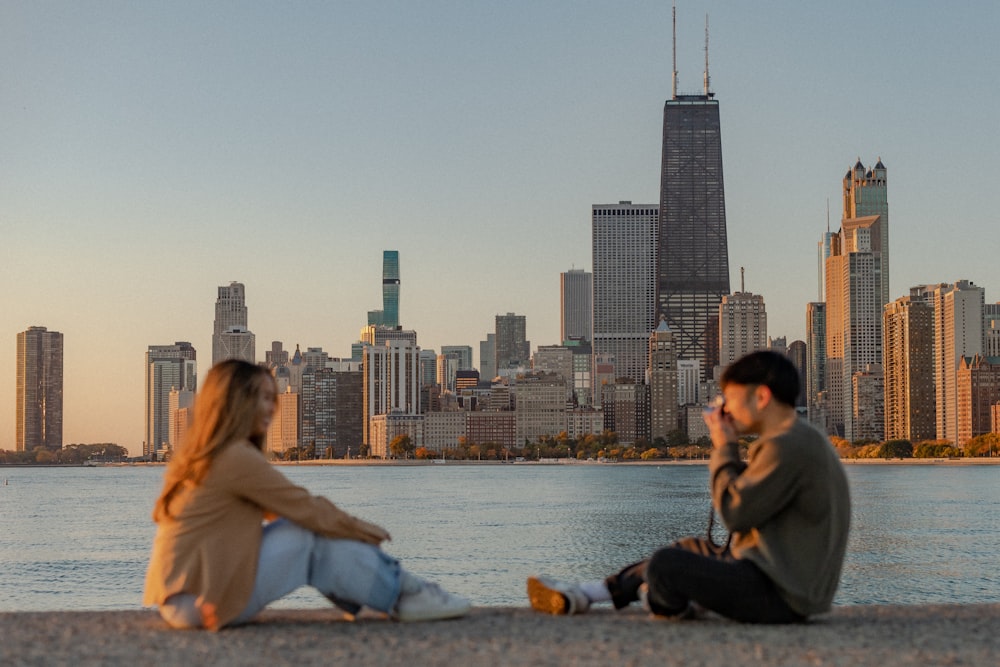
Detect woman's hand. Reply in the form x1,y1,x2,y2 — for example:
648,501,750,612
349,517,391,545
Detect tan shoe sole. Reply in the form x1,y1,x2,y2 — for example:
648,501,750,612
527,576,571,615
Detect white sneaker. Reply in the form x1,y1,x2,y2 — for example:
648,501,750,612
394,580,471,622
526,576,591,615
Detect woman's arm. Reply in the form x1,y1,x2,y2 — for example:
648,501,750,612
219,444,390,544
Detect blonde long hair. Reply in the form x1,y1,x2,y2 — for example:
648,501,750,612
153,359,275,521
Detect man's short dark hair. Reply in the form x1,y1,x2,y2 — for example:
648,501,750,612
720,351,799,407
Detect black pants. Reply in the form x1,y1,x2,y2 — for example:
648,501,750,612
603,537,805,624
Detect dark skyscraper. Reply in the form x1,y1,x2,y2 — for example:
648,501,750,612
656,13,729,378
16,326,63,451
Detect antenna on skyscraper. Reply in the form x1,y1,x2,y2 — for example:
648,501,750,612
740,266,745,293
826,198,830,233
672,2,678,99
704,14,711,95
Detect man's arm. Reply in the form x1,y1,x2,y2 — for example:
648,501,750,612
709,439,802,533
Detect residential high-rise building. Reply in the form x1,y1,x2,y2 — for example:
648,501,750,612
843,159,889,304
494,313,530,372
168,387,194,450
806,303,827,427
649,318,679,440
718,292,767,369
920,281,985,443
368,250,401,328
266,388,300,455
956,354,1000,447
213,282,254,365
145,342,197,460
592,202,658,383
419,349,438,387
786,340,808,408
560,269,592,343
15,326,63,451
313,369,363,459
362,339,421,445
563,338,595,407
532,345,575,402
601,381,650,446
479,334,496,382
441,345,473,370
677,359,701,406
852,364,884,442
436,352,460,393
883,292,935,442
360,324,417,348
657,45,729,379
983,304,1000,358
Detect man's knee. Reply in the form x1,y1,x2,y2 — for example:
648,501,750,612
644,547,694,617
646,545,686,583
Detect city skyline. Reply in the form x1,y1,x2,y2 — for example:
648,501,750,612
4,2,999,453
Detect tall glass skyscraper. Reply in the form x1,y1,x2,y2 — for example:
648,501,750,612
145,342,197,460
368,251,401,328
592,202,658,384
657,92,729,378
382,250,400,328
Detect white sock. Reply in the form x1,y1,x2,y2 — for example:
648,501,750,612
579,580,612,603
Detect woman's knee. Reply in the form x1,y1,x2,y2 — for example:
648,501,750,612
310,538,401,612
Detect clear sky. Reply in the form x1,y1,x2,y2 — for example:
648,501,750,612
3,1,998,455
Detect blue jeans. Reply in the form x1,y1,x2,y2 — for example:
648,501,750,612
160,519,401,628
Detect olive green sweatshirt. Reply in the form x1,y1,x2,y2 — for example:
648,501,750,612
709,418,851,616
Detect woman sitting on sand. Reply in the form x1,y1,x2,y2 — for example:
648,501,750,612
143,359,469,630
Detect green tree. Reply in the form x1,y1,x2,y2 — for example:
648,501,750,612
389,434,413,459
666,429,689,446
879,439,913,459
965,433,1000,457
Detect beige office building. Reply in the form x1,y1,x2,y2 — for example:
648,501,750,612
718,292,767,369
514,372,567,444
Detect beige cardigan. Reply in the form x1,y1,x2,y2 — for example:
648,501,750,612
143,441,376,629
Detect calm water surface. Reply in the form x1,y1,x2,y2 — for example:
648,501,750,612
1,464,997,611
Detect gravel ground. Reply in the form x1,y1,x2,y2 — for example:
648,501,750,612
2,604,997,666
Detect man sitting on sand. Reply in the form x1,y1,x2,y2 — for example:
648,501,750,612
527,350,850,623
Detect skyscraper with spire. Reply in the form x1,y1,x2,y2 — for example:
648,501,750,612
657,9,729,379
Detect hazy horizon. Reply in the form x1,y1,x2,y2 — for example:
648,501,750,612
4,1,999,454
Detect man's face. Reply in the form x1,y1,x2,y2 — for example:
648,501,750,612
721,383,762,435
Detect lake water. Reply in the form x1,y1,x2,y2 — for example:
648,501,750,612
1,463,998,612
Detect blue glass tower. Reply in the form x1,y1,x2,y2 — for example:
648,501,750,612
381,250,400,328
